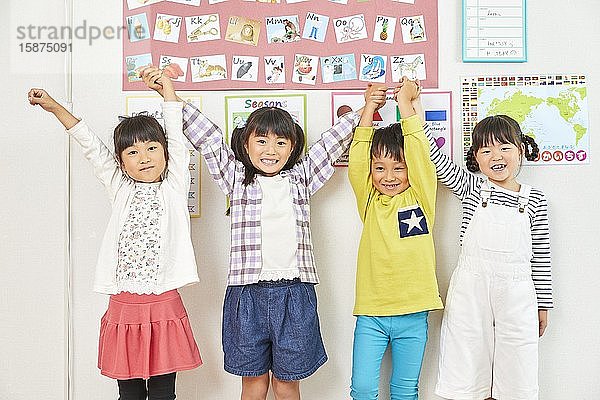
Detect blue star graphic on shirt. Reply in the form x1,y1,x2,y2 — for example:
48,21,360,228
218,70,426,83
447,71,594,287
397,206,429,238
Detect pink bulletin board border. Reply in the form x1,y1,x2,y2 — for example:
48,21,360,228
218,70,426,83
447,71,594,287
123,0,438,91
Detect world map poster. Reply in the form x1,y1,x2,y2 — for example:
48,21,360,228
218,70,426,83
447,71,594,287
462,75,589,165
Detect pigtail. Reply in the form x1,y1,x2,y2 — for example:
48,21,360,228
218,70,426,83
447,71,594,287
466,147,480,172
521,134,539,161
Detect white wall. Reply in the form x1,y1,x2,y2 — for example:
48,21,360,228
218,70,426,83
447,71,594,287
4,0,600,399
1,2,69,399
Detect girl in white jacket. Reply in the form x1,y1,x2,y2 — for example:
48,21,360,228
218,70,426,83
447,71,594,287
29,73,201,400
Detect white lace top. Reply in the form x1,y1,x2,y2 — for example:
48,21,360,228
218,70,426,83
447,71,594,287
256,175,300,281
116,182,164,293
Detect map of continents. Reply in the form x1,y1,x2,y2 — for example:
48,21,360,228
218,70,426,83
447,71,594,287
478,85,589,164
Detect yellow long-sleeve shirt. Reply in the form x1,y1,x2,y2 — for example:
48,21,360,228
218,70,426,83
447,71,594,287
348,115,443,316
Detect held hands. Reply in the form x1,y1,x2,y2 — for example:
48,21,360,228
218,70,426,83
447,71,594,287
393,76,421,104
141,65,177,101
393,76,420,119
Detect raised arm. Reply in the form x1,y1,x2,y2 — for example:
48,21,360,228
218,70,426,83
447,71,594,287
147,72,190,194
303,84,387,195
348,84,388,219
411,97,477,200
28,89,79,129
395,78,437,220
142,66,237,196
29,88,123,198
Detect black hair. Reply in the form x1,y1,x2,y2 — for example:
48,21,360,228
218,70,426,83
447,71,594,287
230,107,305,185
370,123,405,162
113,115,168,168
465,114,539,173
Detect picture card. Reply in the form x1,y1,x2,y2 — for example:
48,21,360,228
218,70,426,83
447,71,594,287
190,55,227,82
400,15,427,43
390,53,426,82
126,13,151,42
359,54,387,83
231,56,259,81
158,55,188,82
264,56,286,84
266,15,301,43
154,14,182,43
125,53,153,82
185,14,220,42
320,54,357,83
333,14,368,44
292,54,319,85
302,12,329,42
225,16,261,46
373,15,396,44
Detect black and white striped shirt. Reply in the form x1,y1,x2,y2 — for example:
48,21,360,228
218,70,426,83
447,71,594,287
426,131,553,309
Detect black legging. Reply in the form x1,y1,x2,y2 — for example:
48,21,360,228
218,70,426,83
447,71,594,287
117,372,176,400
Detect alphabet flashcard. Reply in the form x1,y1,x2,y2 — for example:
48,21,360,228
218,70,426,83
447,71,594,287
159,55,188,82
186,14,220,43
154,14,182,43
400,15,426,43
390,53,426,82
125,53,153,82
292,54,319,85
225,16,261,46
266,15,301,43
359,54,387,83
264,56,285,84
333,14,368,43
302,12,329,43
190,55,227,82
126,13,151,42
232,56,259,82
373,15,396,44
320,54,357,83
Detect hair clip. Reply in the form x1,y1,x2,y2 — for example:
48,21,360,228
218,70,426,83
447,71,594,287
117,115,129,122
233,116,247,129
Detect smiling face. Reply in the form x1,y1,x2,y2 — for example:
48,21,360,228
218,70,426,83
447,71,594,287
371,155,410,197
120,140,167,183
244,131,293,176
475,140,523,191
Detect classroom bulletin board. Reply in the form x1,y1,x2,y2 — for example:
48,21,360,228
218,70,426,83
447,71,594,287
122,0,439,90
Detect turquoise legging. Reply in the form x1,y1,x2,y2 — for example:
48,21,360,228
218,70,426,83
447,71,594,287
350,312,429,400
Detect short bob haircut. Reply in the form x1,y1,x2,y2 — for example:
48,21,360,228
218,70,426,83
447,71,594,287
113,115,169,168
466,114,539,173
370,123,405,162
230,107,305,185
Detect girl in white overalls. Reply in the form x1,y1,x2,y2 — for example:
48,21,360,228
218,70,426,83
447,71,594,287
424,114,553,400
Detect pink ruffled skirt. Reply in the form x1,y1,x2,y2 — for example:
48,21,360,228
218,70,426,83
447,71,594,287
98,289,202,379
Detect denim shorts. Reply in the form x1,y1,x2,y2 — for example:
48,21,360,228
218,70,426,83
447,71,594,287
222,279,327,381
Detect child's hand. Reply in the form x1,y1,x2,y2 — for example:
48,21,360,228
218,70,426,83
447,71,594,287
141,66,164,95
393,76,420,104
364,83,388,111
28,89,61,113
28,88,80,129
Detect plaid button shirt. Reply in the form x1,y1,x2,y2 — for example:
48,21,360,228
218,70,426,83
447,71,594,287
183,103,360,285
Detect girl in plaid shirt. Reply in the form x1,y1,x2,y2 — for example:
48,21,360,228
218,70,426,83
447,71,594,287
142,66,385,400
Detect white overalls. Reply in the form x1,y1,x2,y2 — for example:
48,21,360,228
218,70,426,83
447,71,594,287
436,181,539,400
